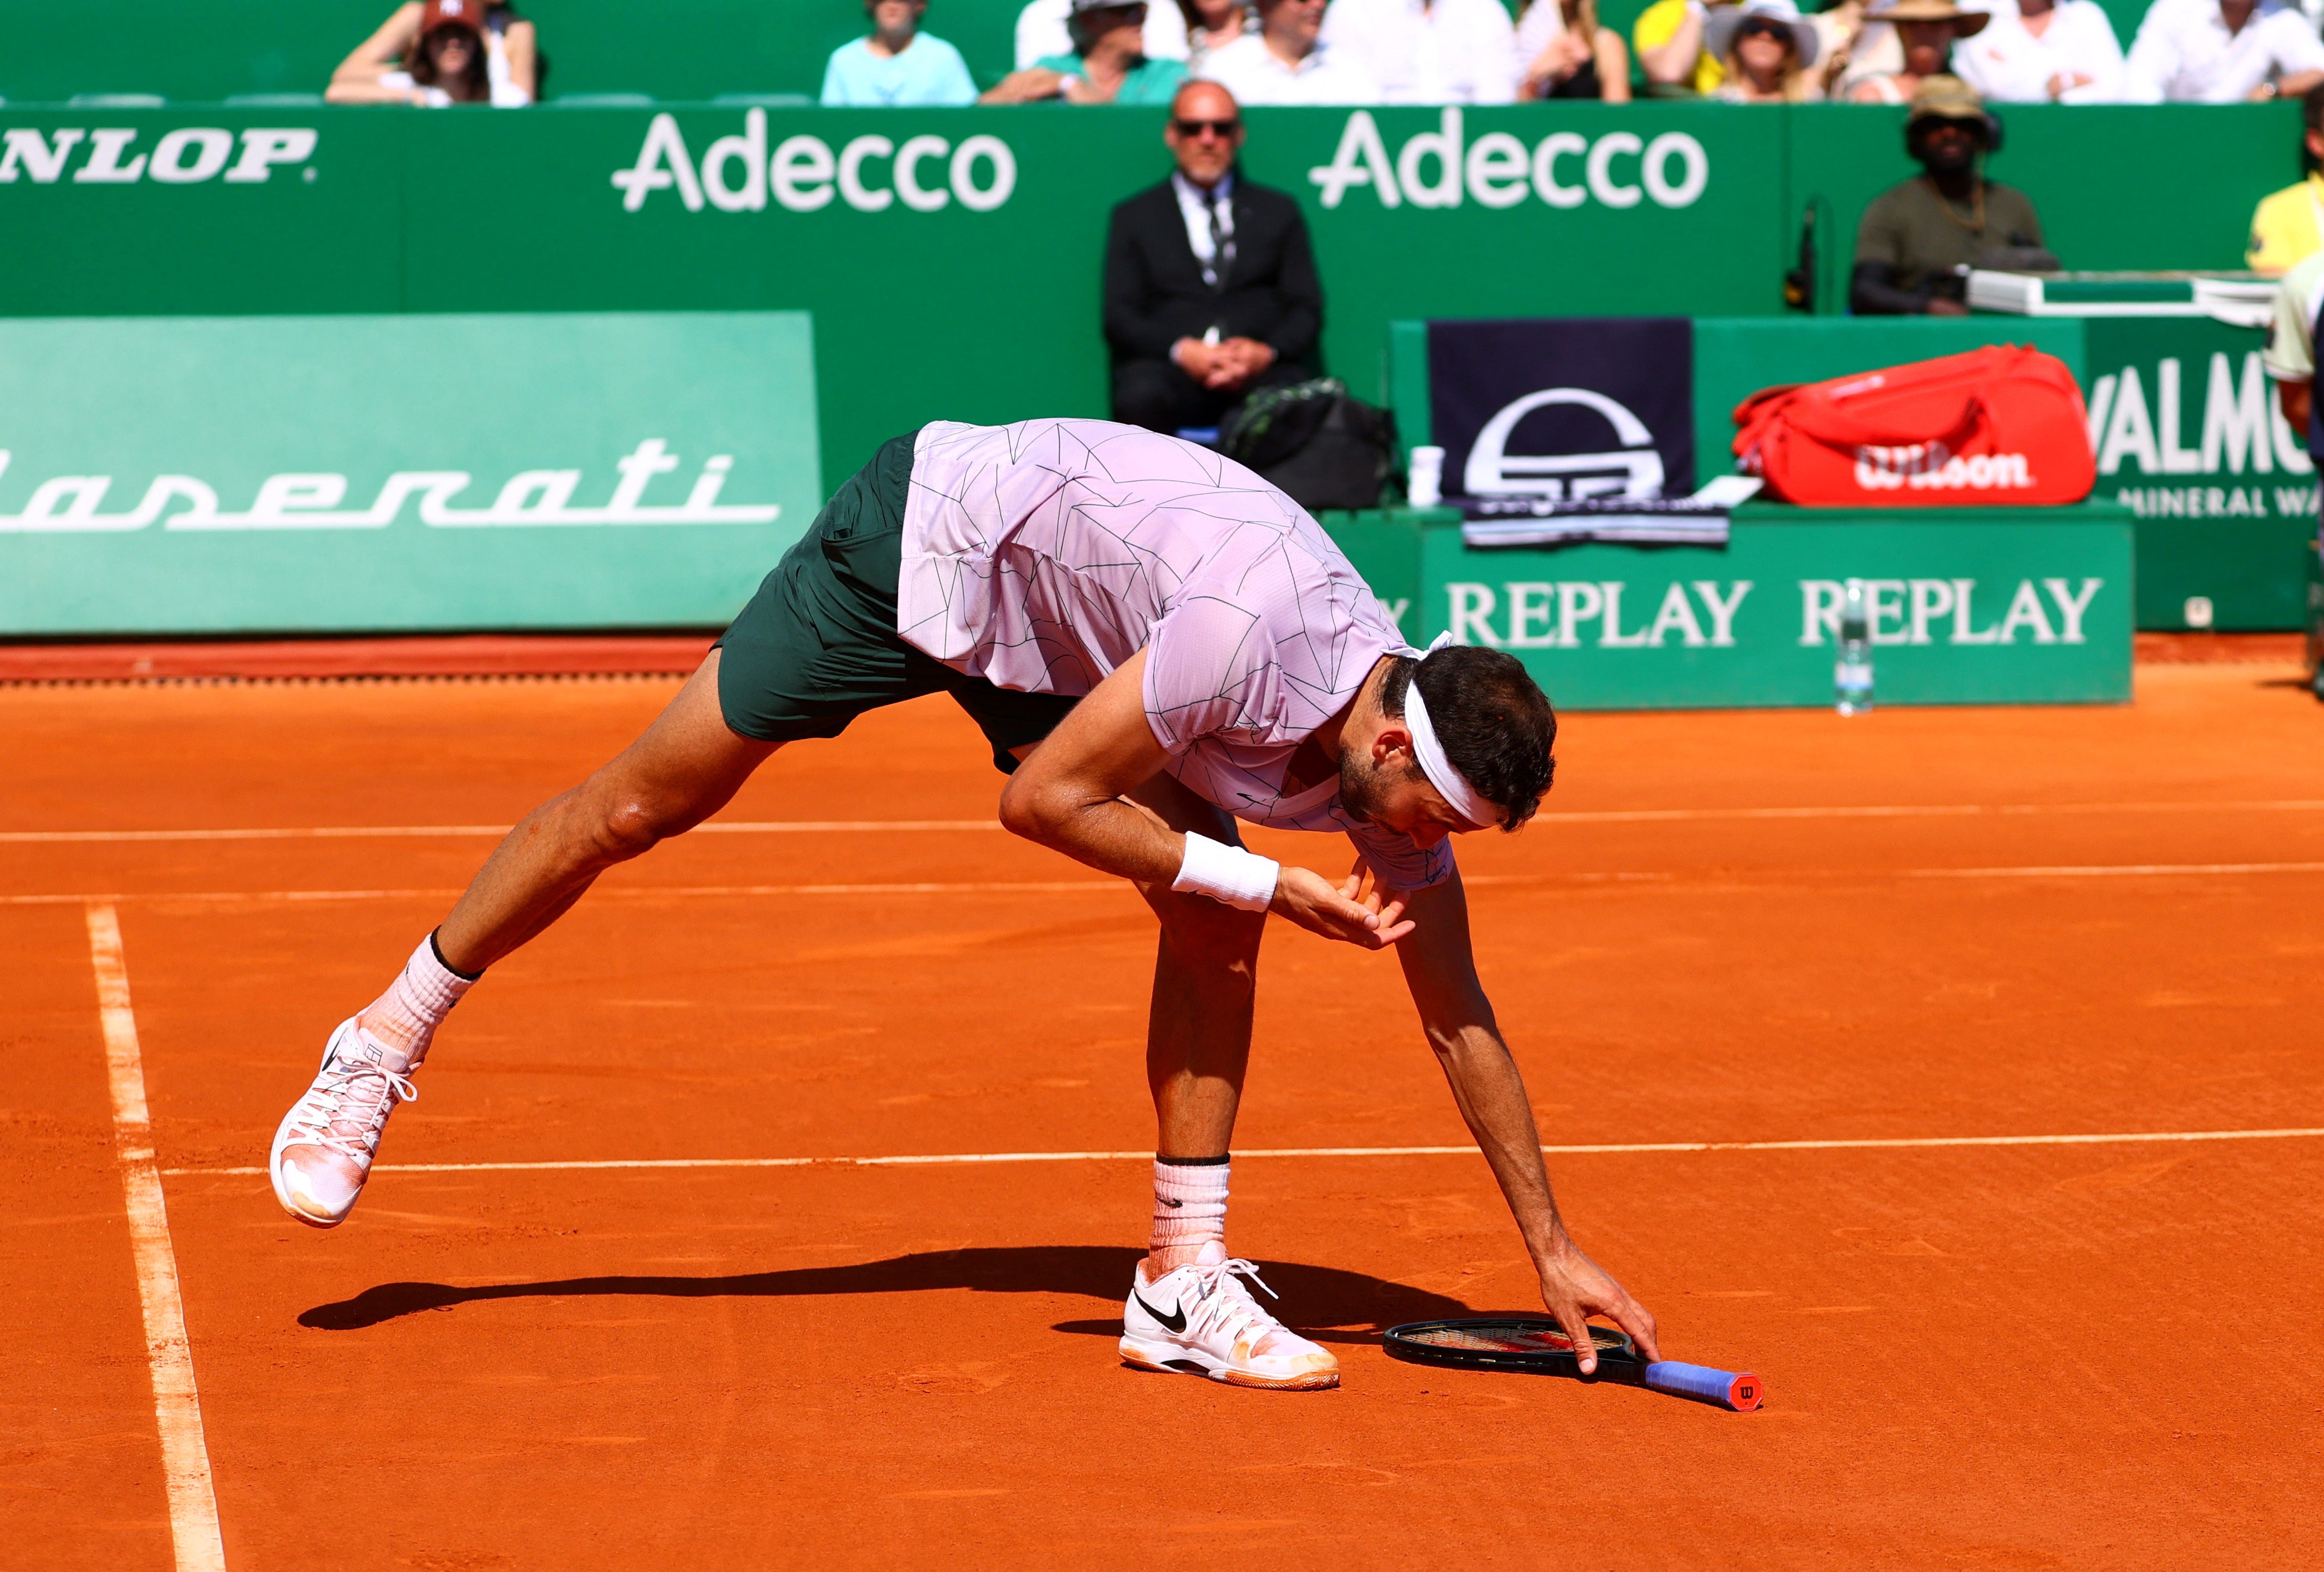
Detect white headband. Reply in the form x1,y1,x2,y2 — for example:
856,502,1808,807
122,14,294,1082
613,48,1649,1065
1399,632,1500,830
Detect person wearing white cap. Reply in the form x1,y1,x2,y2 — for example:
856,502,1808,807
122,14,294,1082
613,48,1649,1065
267,416,1661,1394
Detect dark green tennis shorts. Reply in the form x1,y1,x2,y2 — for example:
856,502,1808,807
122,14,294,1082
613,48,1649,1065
713,429,1080,773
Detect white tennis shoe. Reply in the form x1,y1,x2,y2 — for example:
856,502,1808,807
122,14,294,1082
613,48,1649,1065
1120,1242,1341,1391
268,1017,419,1228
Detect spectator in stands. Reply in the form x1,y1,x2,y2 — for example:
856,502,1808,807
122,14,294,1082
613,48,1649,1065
987,0,1193,100
1104,82,1321,436
1017,0,1189,67
1808,0,1877,73
1516,0,1633,100
2124,0,2324,102
1852,75,2049,315
1179,0,1256,71
1202,0,1382,101
1709,0,1824,99
823,0,979,104
328,0,534,106
2249,84,2324,273
1318,0,1522,102
1844,0,1985,102
1950,0,2125,102
1633,0,1733,95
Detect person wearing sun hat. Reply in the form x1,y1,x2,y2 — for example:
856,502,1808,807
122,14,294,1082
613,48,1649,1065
1707,0,1823,100
1853,73,2050,314
1843,0,1986,102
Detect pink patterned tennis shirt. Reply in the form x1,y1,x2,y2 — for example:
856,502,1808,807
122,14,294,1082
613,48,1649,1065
898,418,1451,889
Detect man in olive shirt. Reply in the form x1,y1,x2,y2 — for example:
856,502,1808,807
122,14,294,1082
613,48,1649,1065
1853,76,2049,316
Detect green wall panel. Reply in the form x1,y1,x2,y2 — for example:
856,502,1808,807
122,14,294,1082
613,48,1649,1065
0,311,823,636
2082,315,2317,631
1787,104,2302,315
1326,505,2133,710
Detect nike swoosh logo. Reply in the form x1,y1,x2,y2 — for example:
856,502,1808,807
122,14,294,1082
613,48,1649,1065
1131,1288,1188,1334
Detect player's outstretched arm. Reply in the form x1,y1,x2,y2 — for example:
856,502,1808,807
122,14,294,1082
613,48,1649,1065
999,652,1407,949
1390,868,1661,1370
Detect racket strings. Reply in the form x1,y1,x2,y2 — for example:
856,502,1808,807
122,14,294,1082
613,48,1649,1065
1401,1324,1631,1355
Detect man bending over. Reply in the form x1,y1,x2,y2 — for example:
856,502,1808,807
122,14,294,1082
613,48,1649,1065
270,418,1659,1391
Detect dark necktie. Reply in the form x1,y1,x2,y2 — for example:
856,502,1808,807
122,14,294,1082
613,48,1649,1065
1205,188,1235,292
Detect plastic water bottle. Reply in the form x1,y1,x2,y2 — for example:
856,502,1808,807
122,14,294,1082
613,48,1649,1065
1835,579,1873,716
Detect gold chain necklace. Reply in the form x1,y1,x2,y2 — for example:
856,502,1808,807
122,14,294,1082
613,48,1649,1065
1923,175,1986,232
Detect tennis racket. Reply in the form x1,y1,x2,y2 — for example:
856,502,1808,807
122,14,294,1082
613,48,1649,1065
1382,1318,1763,1411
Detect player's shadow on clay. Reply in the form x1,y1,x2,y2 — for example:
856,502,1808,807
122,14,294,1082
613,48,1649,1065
300,1245,1477,1343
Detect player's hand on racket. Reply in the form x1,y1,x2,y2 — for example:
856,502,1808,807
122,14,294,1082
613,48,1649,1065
1271,865,1416,949
1537,1241,1659,1373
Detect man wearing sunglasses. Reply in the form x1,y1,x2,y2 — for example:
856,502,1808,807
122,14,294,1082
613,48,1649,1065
1105,81,1324,435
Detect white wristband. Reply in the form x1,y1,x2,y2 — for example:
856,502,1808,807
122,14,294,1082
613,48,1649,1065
1171,832,1279,912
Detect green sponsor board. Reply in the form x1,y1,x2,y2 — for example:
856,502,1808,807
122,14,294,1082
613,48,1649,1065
0,104,2305,496
0,311,821,636
2080,316,2316,632
1324,504,2132,709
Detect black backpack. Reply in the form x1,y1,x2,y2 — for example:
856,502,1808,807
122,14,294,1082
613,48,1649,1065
1218,378,1396,512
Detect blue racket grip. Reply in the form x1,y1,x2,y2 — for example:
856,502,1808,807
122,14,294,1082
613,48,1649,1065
1643,1361,1763,1411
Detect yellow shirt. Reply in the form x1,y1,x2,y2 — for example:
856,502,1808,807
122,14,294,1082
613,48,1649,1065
2248,173,2324,278
1633,0,1725,95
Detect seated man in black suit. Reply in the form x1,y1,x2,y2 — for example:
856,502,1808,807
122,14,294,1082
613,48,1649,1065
1104,80,1324,434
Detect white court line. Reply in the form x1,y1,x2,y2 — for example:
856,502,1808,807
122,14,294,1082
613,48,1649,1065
1911,862,2324,878
10,799,2324,844
0,820,998,844
163,1125,2324,1177
1,880,1132,908
85,905,226,1572
12,859,2324,910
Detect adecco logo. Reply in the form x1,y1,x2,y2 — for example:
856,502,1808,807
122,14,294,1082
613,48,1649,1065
1309,109,1706,211
613,109,1014,214
0,127,317,185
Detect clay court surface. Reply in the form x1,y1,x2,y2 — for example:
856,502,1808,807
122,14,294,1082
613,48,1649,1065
7,661,2321,1569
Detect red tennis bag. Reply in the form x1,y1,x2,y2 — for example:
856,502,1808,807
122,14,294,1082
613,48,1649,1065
1731,344,2095,507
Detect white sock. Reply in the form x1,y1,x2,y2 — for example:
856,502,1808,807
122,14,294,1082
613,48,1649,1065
1147,1156,1229,1275
354,932,478,1070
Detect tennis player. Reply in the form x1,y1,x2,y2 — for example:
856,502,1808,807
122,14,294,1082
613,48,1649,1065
271,418,1661,1390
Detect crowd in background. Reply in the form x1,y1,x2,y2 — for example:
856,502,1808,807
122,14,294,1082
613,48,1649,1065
322,0,2324,110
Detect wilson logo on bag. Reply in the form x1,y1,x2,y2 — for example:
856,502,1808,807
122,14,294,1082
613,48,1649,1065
1732,345,2095,507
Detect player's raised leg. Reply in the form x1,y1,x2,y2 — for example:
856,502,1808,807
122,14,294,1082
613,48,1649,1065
269,652,777,1227
1112,776,1340,1391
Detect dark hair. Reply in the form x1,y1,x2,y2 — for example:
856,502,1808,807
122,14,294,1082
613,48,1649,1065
2304,81,2324,172
1379,646,1557,831
411,23,491,101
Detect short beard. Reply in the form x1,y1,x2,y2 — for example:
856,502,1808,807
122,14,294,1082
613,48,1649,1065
1336,747,1410,824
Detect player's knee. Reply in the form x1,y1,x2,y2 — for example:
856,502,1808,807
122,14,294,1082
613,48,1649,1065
591,796,681,862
